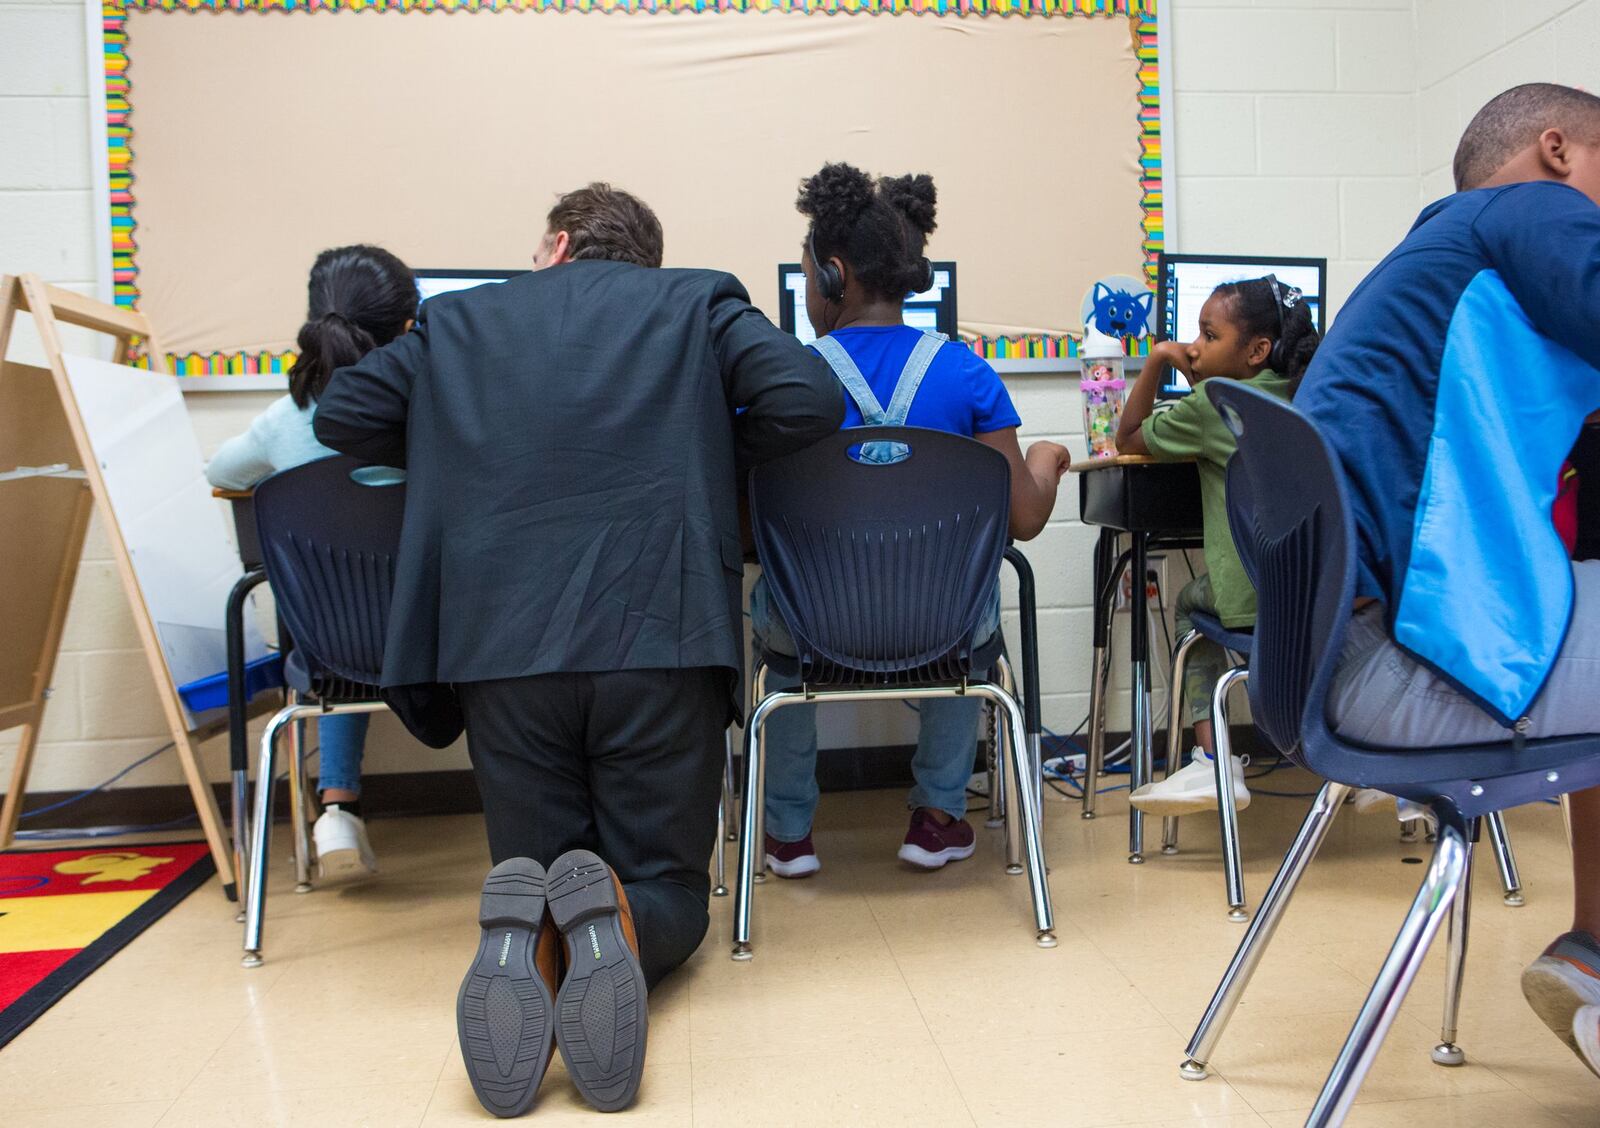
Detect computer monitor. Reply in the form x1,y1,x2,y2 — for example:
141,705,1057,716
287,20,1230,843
777,263,958,345
414,268,527,305
1155,253,1328,396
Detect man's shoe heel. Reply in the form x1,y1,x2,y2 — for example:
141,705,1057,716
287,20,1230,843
458,859,556,1119
548,849,649,1113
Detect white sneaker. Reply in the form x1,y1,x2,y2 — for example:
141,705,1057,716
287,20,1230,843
1128,747,1250,815
1350,788,1435,826
313,806,377,879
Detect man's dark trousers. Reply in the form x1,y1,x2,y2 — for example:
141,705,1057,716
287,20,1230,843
458,667,727,989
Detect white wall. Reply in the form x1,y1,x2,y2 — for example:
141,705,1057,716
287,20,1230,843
1,1,1583,795
1414,0,1599,202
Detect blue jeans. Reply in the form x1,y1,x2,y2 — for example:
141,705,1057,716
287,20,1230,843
748,575,1001,843
315,713,369,796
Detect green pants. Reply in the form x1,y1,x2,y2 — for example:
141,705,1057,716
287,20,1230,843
1173,573,1238,726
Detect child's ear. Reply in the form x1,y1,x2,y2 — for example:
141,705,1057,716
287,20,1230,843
1248,336,1274,367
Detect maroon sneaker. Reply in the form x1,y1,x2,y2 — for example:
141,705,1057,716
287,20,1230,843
764,833,820,879
898,808,976,869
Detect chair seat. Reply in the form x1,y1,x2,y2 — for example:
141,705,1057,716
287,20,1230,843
283,648,385,706
1188,611,1254,655
757,630,1008,689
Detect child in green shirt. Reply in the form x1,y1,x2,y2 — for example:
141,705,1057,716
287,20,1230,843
1114,275,1320,814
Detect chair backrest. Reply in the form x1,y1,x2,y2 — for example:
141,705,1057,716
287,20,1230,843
252,456,406,693
1205,381,1354,770
749,426,1009,686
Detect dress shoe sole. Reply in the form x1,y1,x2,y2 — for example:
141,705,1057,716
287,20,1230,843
547,849,649,1113
457,858,556,1118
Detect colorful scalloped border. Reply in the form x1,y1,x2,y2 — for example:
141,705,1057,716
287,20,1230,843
103,0,1162,369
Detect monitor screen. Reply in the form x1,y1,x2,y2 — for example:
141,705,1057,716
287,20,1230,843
1156,253,1328,396
777,263,957,344
414,268,526,305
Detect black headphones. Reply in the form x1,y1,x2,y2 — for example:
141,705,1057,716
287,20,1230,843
808,226,937,304
808,227,845,304
1262,274,1303,372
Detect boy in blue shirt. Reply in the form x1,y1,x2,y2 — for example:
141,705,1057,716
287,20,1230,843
752,163,1070,877
1295,83,1600,1077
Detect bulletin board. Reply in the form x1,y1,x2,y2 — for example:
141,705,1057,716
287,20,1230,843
100,0,1166,371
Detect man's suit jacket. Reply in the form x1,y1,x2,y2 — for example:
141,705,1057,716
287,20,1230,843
314,261,842,746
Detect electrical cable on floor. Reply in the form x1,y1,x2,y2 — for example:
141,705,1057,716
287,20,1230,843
17,742,175,821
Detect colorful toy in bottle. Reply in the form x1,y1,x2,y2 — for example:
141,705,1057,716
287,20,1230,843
1080,341,1126,459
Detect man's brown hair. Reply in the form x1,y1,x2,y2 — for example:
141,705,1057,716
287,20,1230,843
547,183,664,268
1453,83,1600,191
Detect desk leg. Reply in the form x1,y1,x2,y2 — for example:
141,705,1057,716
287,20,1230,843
1128,533,1152,864
1084,531,1120,820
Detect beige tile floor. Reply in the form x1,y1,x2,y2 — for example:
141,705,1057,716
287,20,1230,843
4,770,1598,1127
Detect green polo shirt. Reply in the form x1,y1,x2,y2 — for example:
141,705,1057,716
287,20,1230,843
1140,371,1294,628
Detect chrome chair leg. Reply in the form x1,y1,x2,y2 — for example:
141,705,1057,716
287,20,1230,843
1433,824,1476,1066
1211,668,1250,922
996,681,1024,876
732,688,802,960
984,700,1005,829
752,663,769,882
243,704,309,967
1161,629,1202,853
1484,810,1523,907
713,730,732,897
1182,782,1350,1080
978,683,1055,947
287,704,313,894
994,655,1039,856
1306,816,1470,1126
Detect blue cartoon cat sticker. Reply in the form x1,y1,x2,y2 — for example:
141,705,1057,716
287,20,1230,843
1085,280,1155,339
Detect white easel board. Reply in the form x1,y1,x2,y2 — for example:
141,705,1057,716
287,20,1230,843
62,353,268,729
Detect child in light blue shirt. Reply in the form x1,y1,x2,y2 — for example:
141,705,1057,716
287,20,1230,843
207,244,415,878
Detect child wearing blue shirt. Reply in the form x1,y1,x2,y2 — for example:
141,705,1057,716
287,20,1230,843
208,244,416,879
1295,84,1600,1079
752,163,1070,877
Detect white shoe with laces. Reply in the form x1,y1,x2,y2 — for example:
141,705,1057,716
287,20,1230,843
1128,747,1251,815
1350,788,1435,826
313,805,377,879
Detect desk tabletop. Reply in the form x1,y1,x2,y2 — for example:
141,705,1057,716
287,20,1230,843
1069,454,1195,473
212,488,253,500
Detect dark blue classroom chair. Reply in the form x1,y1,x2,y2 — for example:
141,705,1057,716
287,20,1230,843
239,456,404,968
731,426,1055,959
1179,381,1600,1124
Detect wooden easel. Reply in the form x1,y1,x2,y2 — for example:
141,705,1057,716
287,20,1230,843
0,274,234,895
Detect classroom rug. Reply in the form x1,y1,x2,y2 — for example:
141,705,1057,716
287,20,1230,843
0,842,214,1049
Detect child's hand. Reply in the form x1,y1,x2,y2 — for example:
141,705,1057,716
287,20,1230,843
1026,440,1072,483
1152,340,1191,374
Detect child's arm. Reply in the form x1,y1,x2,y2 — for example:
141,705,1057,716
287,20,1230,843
206,425,275,492
1115,341,1190,456
974,428,1070,541
313,318,429,467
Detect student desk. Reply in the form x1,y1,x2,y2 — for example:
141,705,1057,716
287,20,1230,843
1072,455,1203,862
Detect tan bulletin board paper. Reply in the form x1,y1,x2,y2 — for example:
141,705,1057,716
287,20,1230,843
126,9,1144,355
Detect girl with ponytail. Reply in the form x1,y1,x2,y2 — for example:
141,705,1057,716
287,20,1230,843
1114,275,1320,816
207,243,416,878
752,162,1071,880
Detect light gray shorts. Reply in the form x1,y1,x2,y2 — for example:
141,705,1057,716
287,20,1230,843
1328,560,1600,748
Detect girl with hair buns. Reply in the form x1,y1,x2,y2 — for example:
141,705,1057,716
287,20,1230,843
208,243,417,879
751,162,1071,879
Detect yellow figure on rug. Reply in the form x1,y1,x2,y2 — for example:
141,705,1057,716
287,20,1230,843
54,853,173,885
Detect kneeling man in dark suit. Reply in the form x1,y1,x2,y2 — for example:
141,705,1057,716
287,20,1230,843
314,184,841,1115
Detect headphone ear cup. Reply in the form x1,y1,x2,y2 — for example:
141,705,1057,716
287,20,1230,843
822,261,844,303
918,258,935,295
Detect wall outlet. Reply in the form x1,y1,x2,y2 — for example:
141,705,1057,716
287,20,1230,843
1115,555,1167,612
